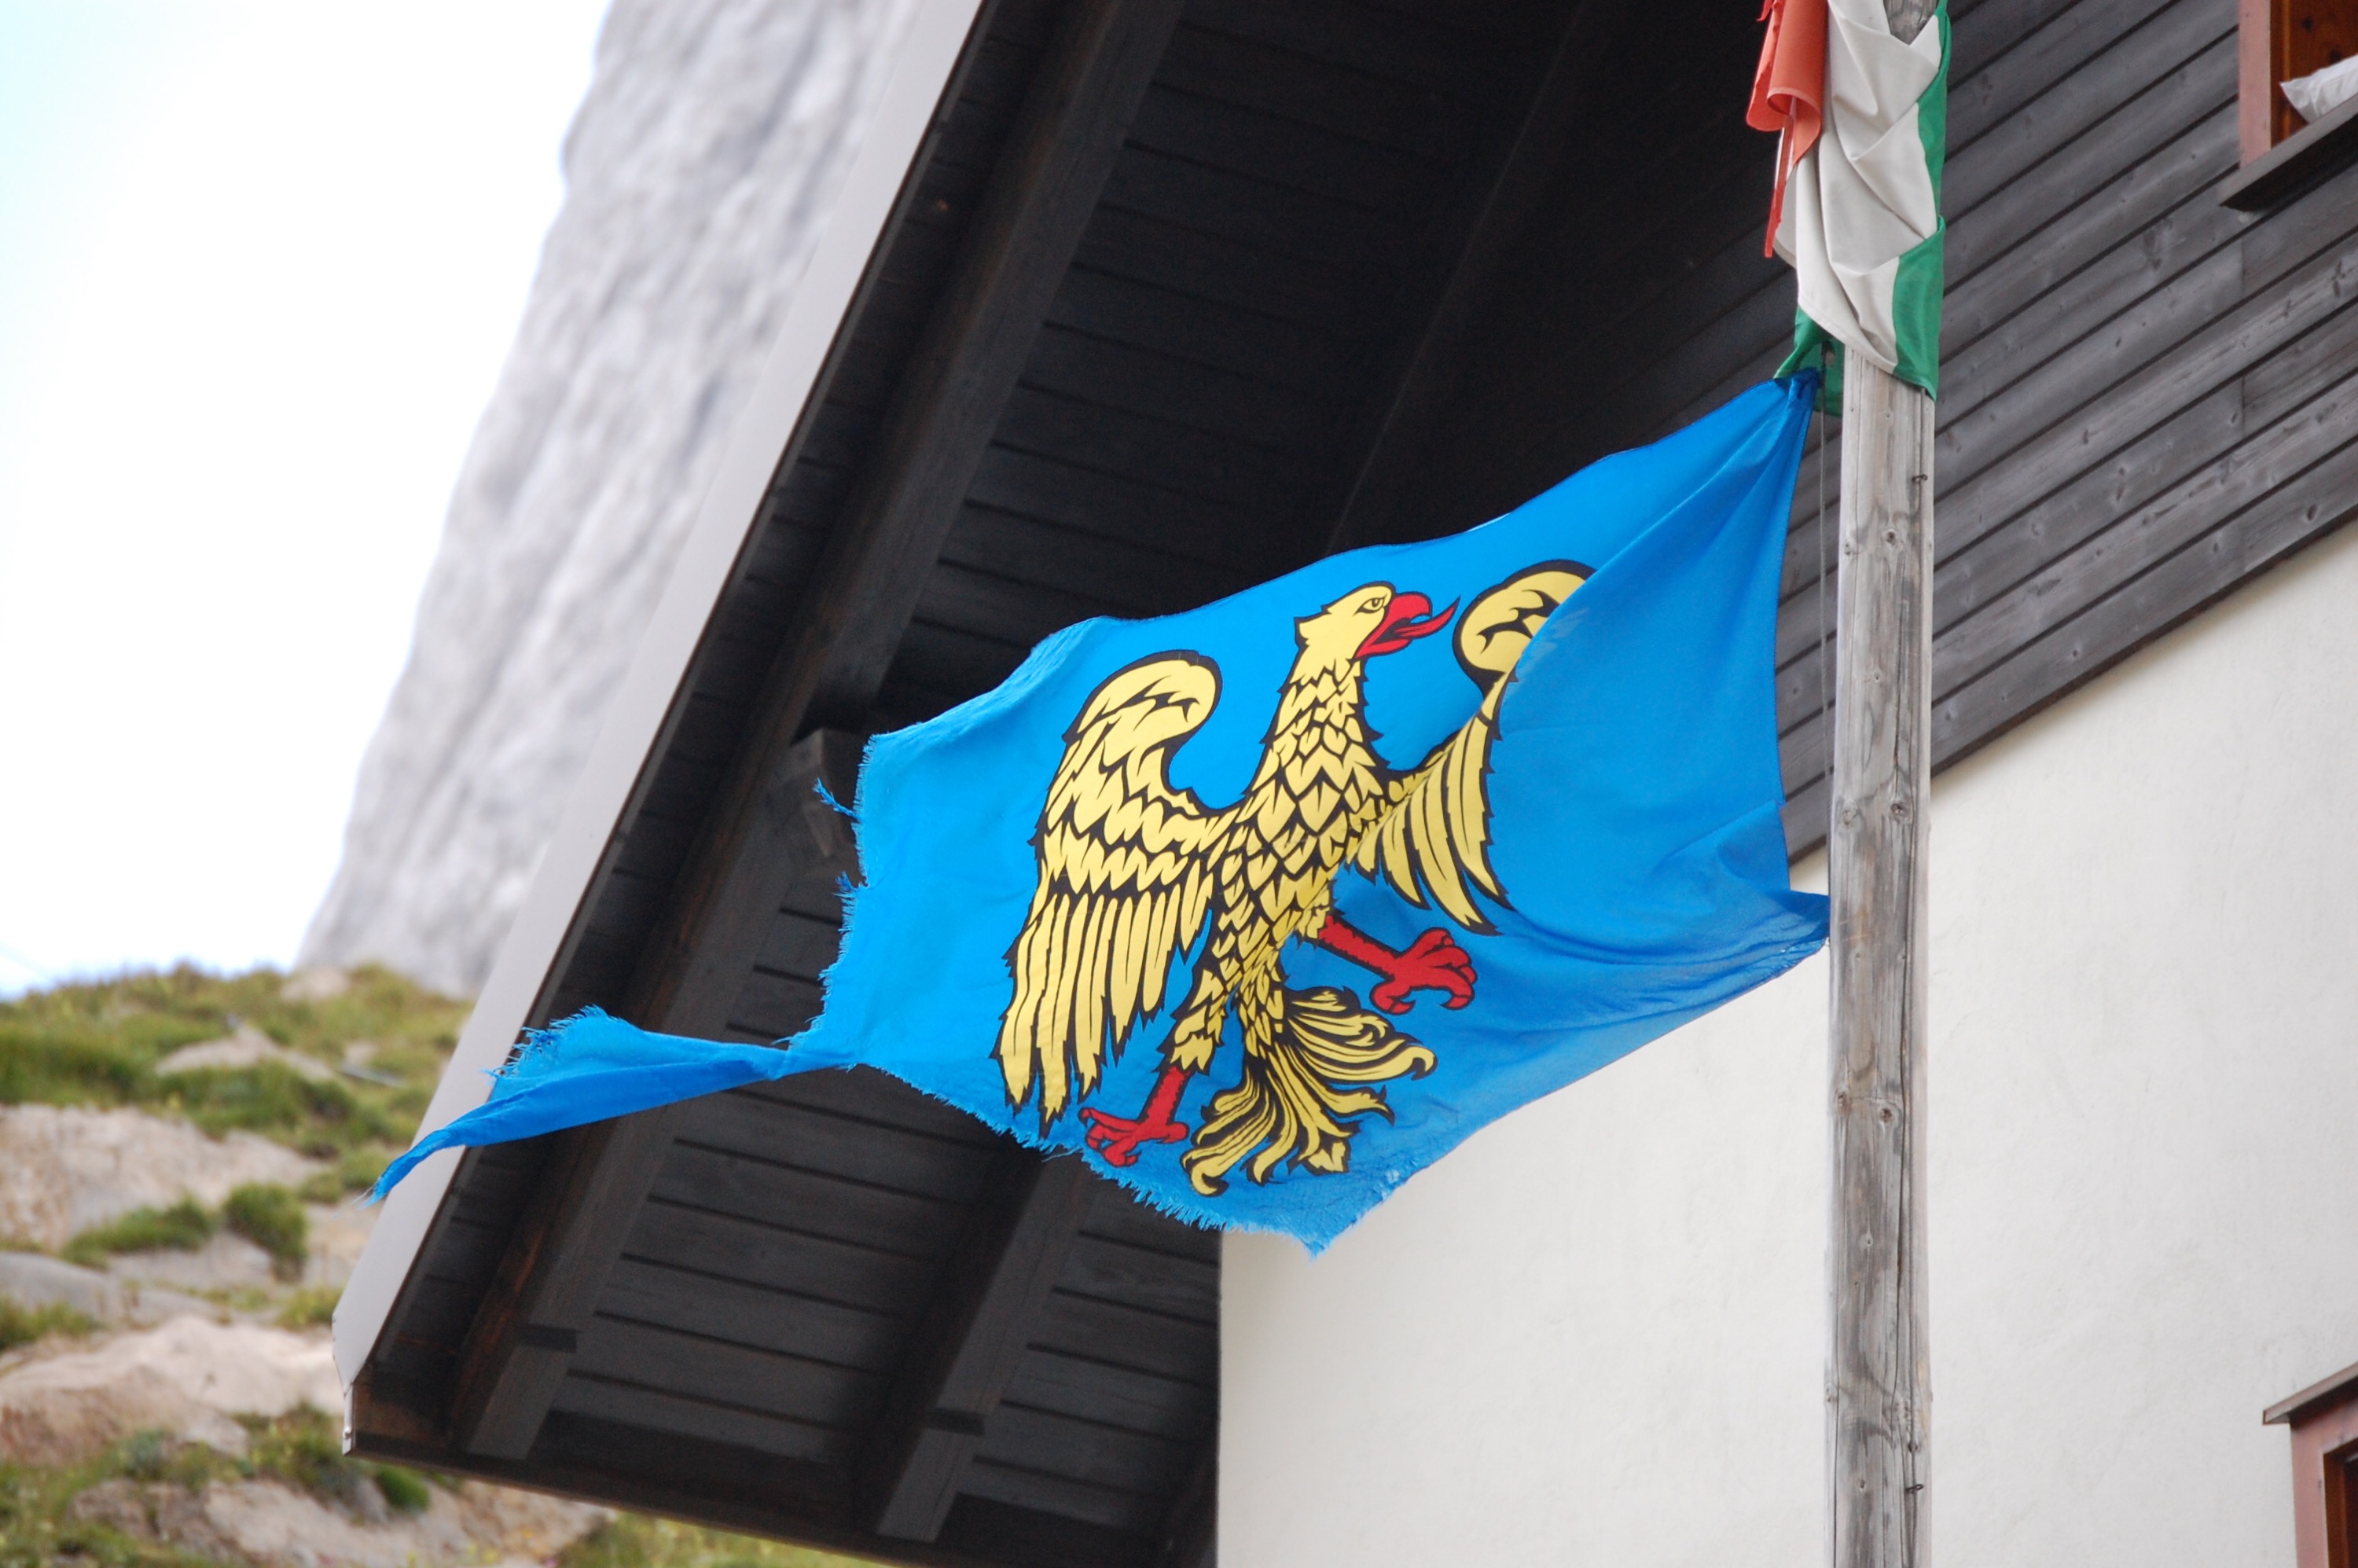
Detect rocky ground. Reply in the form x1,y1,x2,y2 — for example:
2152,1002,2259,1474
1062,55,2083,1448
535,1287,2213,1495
0,966,860,1568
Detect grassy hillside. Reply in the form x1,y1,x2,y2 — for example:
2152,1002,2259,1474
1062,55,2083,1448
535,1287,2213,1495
0,964,462,1194
0,967,876,1568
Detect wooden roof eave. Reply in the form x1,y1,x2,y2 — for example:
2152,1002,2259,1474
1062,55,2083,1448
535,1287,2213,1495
331,0,996,1406
338,0,1629,1559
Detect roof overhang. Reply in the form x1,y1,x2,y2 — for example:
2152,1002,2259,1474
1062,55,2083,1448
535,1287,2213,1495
334,0,1654,1562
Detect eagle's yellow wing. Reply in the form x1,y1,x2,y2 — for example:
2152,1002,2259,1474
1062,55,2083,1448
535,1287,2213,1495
997,655,1227,1126
1353,564,1589,934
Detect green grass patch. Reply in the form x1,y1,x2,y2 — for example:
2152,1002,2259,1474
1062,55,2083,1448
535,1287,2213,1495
220,1186,306,1280
0,965,466,1193
274,1285,340,1330
0,1298,97,1354
557,1513,880,1568
61,1201,216,1268
369,1465,429,1515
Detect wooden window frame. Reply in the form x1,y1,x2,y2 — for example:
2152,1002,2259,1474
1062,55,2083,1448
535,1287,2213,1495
2240,0,2358,160
2266,1361,2358,1568
2225,0,2358,207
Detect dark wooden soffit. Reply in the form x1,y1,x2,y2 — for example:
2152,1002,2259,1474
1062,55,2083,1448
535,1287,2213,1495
441,0,1181,1507
361,2,1636,1564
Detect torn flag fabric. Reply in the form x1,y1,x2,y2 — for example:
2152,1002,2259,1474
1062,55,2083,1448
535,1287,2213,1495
374,376,1829,1250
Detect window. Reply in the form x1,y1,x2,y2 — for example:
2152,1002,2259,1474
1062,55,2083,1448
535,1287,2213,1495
2265,1360,2358,1568
2240,0,2358,162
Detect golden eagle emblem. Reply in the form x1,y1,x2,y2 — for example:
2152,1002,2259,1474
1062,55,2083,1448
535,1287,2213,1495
995,563,1589,1195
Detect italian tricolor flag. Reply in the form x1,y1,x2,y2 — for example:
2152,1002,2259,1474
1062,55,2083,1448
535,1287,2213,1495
1750,0,1948,395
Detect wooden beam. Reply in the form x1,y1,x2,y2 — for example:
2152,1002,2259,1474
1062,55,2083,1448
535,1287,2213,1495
862,1152,1098,1541
1150,1438,1216,1568
634,0,1183,1033
1827,354,1934,1568
446,729,861,1460
439,0,1186,1478
445,1111,682,1458
1324,0,1630,553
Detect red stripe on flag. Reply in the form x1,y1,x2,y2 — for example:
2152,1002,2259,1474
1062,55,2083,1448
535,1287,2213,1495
1749,0,1827,257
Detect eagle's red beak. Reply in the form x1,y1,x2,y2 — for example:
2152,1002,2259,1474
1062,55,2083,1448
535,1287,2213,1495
1356,591,1455,659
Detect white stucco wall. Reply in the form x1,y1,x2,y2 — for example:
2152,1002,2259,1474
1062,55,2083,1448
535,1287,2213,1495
1221,521,2358,1566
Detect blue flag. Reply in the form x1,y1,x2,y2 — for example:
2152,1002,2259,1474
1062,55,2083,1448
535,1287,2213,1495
377,377,1827,1249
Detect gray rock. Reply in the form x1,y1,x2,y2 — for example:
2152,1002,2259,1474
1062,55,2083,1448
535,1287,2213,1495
300,0,921,995
0,1253,219,1330
0,1105,322,1250
0,1251,123,1321
154,1023,334,1082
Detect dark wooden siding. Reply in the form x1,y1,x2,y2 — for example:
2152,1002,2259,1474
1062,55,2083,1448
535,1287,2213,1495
1394,0,2358,853
869,0,1564,730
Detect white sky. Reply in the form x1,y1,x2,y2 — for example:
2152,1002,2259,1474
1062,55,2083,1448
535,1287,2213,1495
0,1,610,992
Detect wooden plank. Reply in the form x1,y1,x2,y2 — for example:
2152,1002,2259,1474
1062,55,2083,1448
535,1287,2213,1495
966,444,1292,567
1930,420,2358,765
1124,83,1438,212
937,508,1244,614
751,907,847,983
1180,0,1511,103
735,1064,1006,1144
1931,381,2246,633
446,1111,687,1460
882,619,1037,709
600,1254,909,1373
1950,0,2083,79
548,1375,855,1465
1328,0,1633,549
1071,204,1375,332
1034,1292,1218,1385
1056,1235,1218,1323
911,560,1119,649
1945,32,2235,282
977,1405,1195,1496
671,1089,1003,1203
863,1154,1098,1542
1943,0,2230,218
651,1140,973,1259
729,968,827,1039
1078,1184,1220,1261
1019,324,1333,450
627,1198,943,1313
1002,1349,1215,1438
1948,0,2177,150
940,1495,1155,1568
1937,223,2358,558
990,384,1330,514
1151,1439,1215,1568
1940,113,2244,412
1827,356,1934,1568
1095,144,1397,266
573,1312,884,1430
1045,265,1356,390
958,1458,1159,1533
1934,365,2358,697
1154,20,1475,160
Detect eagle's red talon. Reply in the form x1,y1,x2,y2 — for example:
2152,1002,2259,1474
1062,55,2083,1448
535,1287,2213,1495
1081,1105,1189,1166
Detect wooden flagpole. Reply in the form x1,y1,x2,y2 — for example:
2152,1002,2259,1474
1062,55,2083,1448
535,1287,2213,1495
1827,343,1934,1568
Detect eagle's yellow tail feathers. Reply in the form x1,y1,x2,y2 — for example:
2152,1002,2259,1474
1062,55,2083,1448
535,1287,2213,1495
1181,986,1434,1196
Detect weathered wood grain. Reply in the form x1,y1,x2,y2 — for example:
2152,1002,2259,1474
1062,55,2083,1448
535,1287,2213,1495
863,1154,1097,1541
1827,357,1934,1568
